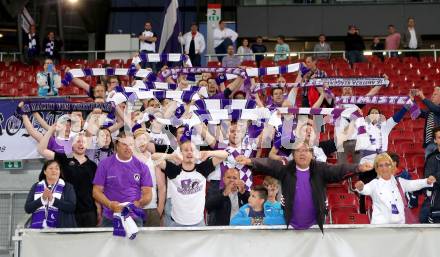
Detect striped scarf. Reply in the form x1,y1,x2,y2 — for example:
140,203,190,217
30,179,65,229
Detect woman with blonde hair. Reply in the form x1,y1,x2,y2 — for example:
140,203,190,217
355,153,436,224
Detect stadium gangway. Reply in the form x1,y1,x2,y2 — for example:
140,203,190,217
12,224,440,257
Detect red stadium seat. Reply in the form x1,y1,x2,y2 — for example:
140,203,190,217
261,75,278,83
276,59,291,66
332,212,370,224
328,193,359,212
260,59,275,67
241,60,256,67
207,61,221,68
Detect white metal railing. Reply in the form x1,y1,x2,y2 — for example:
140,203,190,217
1,48,438,63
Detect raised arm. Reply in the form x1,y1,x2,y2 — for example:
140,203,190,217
200,150,228,166
22,113,44,142
236,156,285,180
32,112,50,131
322,162,372,184
37,125,56,160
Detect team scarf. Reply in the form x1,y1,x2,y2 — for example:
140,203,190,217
61,67,156,86
308,77,389,87
132,53,192,66
113,202,145,240
131,81,208,98
192,99,257,110
193,108,272,123
335,95,421,120
220,144,257,190
17,102,114,114
45,40,54,56
28,33,37,51
30,179,65,229
159,67,248,81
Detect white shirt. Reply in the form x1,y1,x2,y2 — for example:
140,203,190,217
213,28,238,48
140,30,156,52
357,177,432,225
178,31,206,55
408,28,418,49
334,105,360,150
150,132,171,146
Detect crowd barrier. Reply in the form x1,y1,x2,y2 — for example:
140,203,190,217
12,224,440,257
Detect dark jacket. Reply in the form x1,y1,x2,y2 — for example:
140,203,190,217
402,28,422,49
345,33,365,52
25,182,77,228
250,158,359,232
418,98,440,148
206,189,249,226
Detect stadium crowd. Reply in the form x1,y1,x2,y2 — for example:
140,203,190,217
3,17,439,230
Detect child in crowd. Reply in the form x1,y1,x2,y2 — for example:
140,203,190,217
263,176,283,212
230,185,285,226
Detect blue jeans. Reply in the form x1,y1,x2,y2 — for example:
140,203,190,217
346,50,365,66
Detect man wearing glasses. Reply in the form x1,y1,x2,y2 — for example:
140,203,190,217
236,142,372,231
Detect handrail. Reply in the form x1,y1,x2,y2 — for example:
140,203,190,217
1,48,438,62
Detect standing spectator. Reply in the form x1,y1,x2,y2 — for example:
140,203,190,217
371,36,385,61
402,17,422,58
251,36,267,67
313,34,331,60
93,131,153,227
36,58,61,96
236,142,373,231
25,160,77,228
274,35,290,63
24,24,39,64
139,21,158,70
355,153,435,224
178,23,205,67
43,31,62,62
206,168,249,226
156,141,228,226
344,25,366,66
414,88,440,158
38,125,98,227
213,20,238,62
385,24,401,57
237,38,254,62
222,45,241,67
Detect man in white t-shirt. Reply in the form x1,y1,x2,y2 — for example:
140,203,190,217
213,20,238,62
156,141,228,226
139,21,158,70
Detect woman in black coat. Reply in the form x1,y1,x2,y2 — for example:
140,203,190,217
25,160,77,228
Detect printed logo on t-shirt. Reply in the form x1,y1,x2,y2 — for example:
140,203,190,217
133,174,141,181
177,178,202,195
68,160,76,166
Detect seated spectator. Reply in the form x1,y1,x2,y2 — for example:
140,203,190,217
355,153,435,224
237,38,254,62
206,168,249,226
93,131,153,227
222,45,241,67
213,20,238,62
274,35,290,63
25,160,77,228
385,25,400,57
156,140,228,226
313,34,331,60
230,185,285,226
371,36,385,61
251,36,267,67
36,58,61,96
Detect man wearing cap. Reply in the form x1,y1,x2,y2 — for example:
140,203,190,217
344,25,366,66
93,131,153,226
236,142,373,231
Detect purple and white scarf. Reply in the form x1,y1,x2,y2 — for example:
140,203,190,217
160,67,248,81
131,81,208,97
335,95,421,119
62,67,156,86
19,101,114,114
113,202,145,240
192,99,257,110
308,77,389,87
132,53,192,67
30,179,65,229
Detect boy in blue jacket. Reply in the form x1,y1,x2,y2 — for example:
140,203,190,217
230,185,285,226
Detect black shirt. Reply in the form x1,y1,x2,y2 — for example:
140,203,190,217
55,153,97,213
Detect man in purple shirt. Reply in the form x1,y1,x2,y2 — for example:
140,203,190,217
93,131,153,226
237,142,372,231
